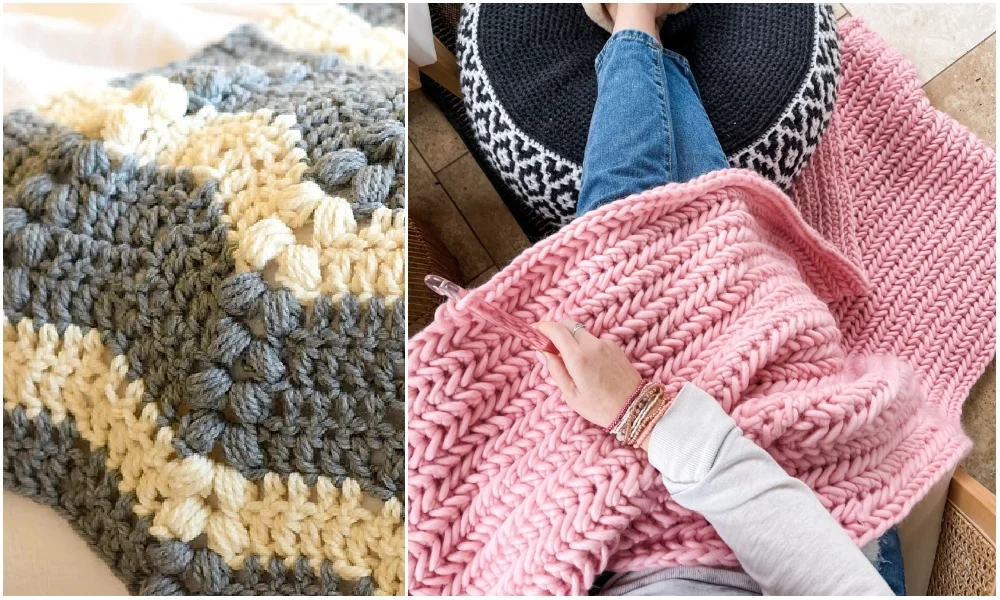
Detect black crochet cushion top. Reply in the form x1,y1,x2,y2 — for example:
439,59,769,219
457,2,840,238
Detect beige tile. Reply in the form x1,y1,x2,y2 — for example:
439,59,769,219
960,360,996,493
467,266,499,289
408,146,493,281
408,89,469,173
924,34,996,148
833,4,849,20
436,153,532,269
843,3,995,84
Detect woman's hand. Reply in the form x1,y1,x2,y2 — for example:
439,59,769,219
535,319,643,430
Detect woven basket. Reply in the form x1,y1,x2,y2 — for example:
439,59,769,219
927,474,997,595
436,2,461,29
408,216,461,336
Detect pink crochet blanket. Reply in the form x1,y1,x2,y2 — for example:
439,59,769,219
407,19,995,595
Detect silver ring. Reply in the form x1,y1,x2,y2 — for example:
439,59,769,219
570,323,587,338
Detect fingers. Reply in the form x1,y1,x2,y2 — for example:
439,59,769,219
559,317,602,350
536,318,605,360
538,351,577,398
534,322,582,400
535,320,579,356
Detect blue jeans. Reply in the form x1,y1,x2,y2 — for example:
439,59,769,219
578,31,907,597
577,30,728,216
874,527,906,596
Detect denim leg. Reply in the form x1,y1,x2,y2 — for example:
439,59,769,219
663,48,729,183
578,31,673,216
577,30,728,216
873,528,906,596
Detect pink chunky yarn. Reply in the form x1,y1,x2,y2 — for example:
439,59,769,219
790,18,996,421
408,19,994,596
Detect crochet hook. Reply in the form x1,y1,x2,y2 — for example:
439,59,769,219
424,274,560,356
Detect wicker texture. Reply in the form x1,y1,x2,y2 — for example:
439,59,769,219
927,500,997,596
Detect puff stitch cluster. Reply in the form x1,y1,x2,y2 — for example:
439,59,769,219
4,3,406,595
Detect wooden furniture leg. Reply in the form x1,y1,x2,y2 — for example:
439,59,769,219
413,36,463,98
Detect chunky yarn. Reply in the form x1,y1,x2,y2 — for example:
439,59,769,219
407,19,994,596
4,4,405,596
789,18,996,421
456,3,840,238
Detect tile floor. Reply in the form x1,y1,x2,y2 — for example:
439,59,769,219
408,4,996,490
409,91,529,288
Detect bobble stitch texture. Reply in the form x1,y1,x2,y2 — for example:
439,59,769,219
4,3,405,596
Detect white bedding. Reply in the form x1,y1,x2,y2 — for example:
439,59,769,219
3,3,278,111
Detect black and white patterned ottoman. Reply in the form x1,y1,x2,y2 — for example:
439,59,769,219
456,2,840,238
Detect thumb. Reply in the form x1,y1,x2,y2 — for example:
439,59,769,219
537,351,578,400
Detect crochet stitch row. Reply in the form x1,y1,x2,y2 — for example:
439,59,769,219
408,168,970,595
3,3,406,595
35,76,404,304
3,319,404,592
407,19,993,595
260,4,406,70
789,20,996,421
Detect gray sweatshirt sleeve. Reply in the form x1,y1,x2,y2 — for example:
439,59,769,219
646,383,893,596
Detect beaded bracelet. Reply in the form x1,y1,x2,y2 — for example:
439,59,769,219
604,380,673,448
634,400,671,446
605,380,649,432
609,385,657,446
631,384,672,447
625,385,663,441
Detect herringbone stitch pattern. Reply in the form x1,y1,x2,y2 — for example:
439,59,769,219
407,18,994,596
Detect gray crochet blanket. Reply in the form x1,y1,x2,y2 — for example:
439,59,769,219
3,4,405,595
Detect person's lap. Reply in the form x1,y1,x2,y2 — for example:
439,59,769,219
577,29,727,216
581,28,905,596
